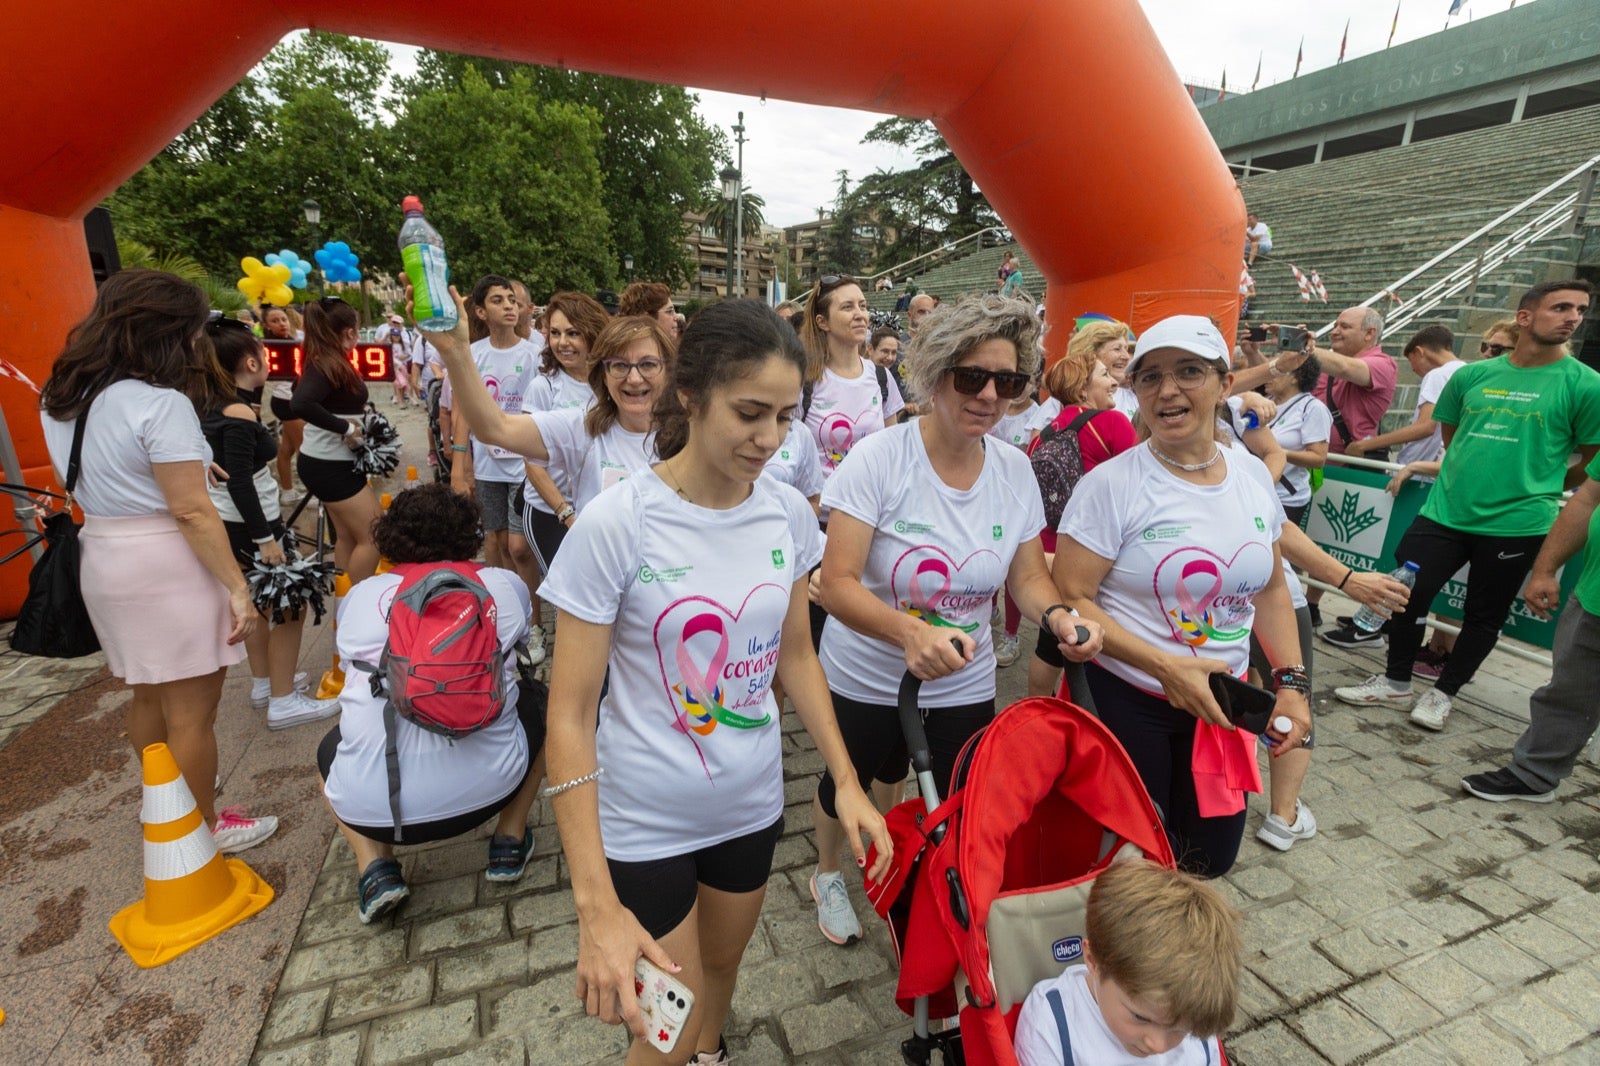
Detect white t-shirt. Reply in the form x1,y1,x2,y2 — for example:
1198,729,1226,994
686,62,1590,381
528,407,656,513
805,357,906,477
322,567,532,829
820,423,1046,708
1036,397,1064,427
1228,393,1332,507
468,337,541,483
539,473,824,861
1245,220,1272,249
1111,387,1140,422
1058,444,1283,695
41,380,211,517
520,370,596,514
1014,966,1223,1066
407,331,441,389
989,401,1054,451
762,416,825,499
1394,359,1465,476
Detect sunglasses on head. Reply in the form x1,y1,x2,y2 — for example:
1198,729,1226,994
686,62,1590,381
815,274,855,294
947,366,1032,399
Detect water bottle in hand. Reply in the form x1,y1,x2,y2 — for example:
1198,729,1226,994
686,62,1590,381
1352,561,1419,632
398,196,457,333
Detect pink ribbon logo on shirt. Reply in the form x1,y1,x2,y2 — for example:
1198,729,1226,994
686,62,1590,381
891,546,996,634
820,412,857,468
1153,545,1268,648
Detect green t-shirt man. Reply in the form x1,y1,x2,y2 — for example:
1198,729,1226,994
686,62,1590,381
1575,451,1600,613
1425,356,1600,536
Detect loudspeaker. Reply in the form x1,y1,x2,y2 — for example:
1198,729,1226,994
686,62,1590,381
84,207,120,287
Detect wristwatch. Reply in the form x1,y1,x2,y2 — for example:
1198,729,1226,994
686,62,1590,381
556,504,576,523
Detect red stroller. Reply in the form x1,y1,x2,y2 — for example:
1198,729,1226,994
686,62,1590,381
864,661,1176,1066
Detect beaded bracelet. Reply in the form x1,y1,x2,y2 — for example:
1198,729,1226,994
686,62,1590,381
540,767,603,798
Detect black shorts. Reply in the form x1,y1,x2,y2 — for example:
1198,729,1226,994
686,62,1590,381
607,815,785,939
522,503,568,574
297,454,367,504
224,518,289,566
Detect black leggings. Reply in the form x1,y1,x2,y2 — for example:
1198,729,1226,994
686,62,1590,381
815,690,996,818
1384,515,1544,695
1085,665,1246,878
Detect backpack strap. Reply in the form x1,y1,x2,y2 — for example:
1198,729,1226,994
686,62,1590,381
383,699,406,842
802,364,890,422
1039,406,1099,447
65,405,89,497
875,363,890,406
1045,988,1076,1066
801,380,814,421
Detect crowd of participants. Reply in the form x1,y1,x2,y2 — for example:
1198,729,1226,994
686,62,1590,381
35,261,1600,1065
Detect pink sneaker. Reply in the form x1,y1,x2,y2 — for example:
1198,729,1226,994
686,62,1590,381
212,806,279,854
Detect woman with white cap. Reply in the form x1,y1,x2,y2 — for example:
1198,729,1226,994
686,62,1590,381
1051,314,1311,877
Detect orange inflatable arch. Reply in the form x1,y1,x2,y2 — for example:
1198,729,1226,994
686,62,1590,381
0,0,1242,615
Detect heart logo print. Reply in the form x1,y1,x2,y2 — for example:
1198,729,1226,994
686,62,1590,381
891,545,1000,634
1152,544,1271,648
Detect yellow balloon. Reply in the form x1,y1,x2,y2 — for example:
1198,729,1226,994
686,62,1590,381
237,276,265,301
240,256,266,274
265,284,294,307
266,263,291,286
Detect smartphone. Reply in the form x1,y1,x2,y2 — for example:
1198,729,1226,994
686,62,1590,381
1246,326,1268,342
635,957,694,1055
1277,325,1309,350
1208,673,1276,735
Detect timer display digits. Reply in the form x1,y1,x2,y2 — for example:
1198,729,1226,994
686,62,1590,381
263,339,392,383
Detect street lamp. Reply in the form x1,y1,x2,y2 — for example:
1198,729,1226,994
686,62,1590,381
302,199,322,293
624,253,634,282
733,112,746,299
719,167,739,298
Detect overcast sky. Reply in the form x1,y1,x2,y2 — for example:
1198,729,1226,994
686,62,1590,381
381,0,1523,227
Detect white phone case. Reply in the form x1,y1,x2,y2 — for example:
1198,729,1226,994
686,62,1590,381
635,956,694,1054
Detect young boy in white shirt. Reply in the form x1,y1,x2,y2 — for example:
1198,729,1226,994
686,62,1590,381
1014,860,1240,1065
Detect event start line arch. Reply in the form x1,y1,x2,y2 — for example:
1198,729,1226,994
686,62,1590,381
0,0,1243,615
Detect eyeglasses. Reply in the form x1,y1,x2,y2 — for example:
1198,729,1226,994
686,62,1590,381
1130,363,1218,394
1480,342,1514,356
946,366,1033,399
602,358,666,381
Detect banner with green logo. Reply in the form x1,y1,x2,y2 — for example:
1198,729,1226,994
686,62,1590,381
1303,465,1580,651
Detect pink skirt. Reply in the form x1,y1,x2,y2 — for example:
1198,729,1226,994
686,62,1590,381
80,514,245,685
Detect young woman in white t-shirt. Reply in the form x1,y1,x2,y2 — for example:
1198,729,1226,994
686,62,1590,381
809,295,1106,947
39,270,275,855
533,299,889,1066
1052,316,1312,878
1254,354,1332,526
798,275,906,477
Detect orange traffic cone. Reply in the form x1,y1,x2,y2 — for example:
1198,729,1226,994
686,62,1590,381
316,571,353,699
108,744,273,967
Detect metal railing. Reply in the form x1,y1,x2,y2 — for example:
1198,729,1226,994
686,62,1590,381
1313,152,1600,339
862,227,1010,288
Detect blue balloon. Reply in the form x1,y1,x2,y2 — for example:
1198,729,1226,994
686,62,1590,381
314,241,363,284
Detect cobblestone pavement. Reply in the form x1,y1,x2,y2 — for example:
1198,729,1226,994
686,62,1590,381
255,612,1600,1066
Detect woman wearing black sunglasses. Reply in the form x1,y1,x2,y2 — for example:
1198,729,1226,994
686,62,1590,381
805,293,1105,947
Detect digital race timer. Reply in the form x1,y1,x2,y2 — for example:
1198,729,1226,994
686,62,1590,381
262,339,393,382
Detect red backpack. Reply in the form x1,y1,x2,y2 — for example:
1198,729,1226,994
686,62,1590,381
353,561,508,839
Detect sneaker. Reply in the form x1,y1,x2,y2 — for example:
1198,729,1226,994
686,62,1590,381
810,869,862,946
279,487,305,506
1334,615,1354,629
1333,674,1413,707
1320,624,1386,650
1461,767,1556,803
1307,604,1323,629
251,671,311,709
524,625,547,668
995,634,1020,667
1409,688,1452,731
688,1038,730,1065
1256,800,1318,851
486,829,535,882
267,691,341,730
1412,647,1450,682
357,857,409,924
212,806,279,854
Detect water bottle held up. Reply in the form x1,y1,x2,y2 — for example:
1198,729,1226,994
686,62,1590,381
1352,561,1419,633
398,196,457,333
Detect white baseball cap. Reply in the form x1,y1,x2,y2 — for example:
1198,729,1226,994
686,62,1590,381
1124,315,1231,379
387,313,404,325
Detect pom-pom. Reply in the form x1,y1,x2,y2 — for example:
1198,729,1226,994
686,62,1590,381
246,547,336,625
352,407,403,478
868,308,903,335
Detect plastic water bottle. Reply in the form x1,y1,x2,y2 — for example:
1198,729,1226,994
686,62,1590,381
1241,410,1261,430
398,196,457,333
1352,561,1419,632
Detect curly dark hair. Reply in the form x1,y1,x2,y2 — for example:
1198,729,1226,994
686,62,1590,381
372,483,484,564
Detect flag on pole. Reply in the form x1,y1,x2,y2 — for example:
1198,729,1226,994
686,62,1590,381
1388,1,1402,48
1293,37,1304,78
1339,19,1350,63
0,355,40,393
1219,69,1227,102
1289,265,1312,302
1309,270,1329,303
1251,52,1262,91
1447,0,1465,15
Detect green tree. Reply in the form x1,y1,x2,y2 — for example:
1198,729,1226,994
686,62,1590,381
389,67,612,297
700,189,766,243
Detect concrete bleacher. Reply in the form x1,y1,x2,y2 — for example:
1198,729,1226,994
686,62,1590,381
868,242,1044,313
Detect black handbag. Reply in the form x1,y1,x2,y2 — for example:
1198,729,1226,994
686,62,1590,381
10,409,100,658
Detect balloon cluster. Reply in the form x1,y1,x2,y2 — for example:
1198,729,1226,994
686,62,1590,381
315,241,362,284
352,407,403,478
265,249,312,290
237,257,294,308
245,546,335,625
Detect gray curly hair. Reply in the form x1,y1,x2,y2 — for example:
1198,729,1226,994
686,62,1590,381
905,293,1043,401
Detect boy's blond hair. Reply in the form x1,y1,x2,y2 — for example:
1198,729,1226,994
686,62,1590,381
1085,859,1241,1038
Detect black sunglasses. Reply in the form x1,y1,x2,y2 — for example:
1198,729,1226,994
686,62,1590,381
1479,342,1513,356
947,366,1032,399
815,274,855,293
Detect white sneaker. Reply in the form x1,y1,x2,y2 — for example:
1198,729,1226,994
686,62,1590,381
524,624,547,667
280,487,305,506
212,807,279,854
1410,688,1452,731
1256,799,1317,851
267,691,341,731
810,869,862,946
1333,674,1413,707
251,671,311,709
995,634,1020,667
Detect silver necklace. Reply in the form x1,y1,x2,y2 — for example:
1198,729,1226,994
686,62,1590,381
1148,441,1221,472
